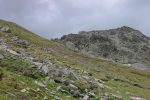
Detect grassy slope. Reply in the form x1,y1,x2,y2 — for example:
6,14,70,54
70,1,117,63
0,19,150,99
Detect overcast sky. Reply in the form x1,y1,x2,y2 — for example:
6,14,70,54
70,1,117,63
0,0,150,39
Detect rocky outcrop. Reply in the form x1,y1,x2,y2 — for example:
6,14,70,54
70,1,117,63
0,25,11,33
12,36,29,48
57,26,150,69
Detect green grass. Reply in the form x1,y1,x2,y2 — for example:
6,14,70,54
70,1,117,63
0,19,150,99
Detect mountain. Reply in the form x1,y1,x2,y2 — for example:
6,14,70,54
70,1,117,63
0,19,150,100
57,26,150,69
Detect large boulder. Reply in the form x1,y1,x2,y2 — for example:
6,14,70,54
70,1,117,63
11,36,29,48
72,90,81,98
0,25,11,33
88,92,96,98
15,39,29,48
82,95,89,100
89,81,98,90
68,84,78,91
41,65,50,75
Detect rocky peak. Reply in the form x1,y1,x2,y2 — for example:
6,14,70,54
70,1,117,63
116,26,136,32
77,26,143,38
58,27,150,69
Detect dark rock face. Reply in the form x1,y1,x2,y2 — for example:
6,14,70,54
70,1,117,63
58,26,150,68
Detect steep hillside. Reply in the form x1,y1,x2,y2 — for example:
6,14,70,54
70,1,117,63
58,26,150,69
0,19,150,100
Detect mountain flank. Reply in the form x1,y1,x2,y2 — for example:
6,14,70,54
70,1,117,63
0,19,150,99
57,26,150,69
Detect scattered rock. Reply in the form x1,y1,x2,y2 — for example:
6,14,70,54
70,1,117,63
130,96,147,100
82,76,89,80
56,86,62,91
6,49,21,56
0,38,4,45
88,92,96,98
0,44,7,50
36,88,41,92
0,54,4,59
97,83,105,89
33,62,43,69
49,79,55,83
11,36,29,48
0,89,16,97
11,36,18,41
72,90,81,98
34,81,46,88
54,78,62,84
57,70,65,77
45,76,50,81
26,87,30,91
25,56,34,61
82,95,89,100
56,85,69,94
95,78,105,84
20,89,27,93
16,49,25,55
66,96,71,100
15,39,29,48
111,94,123,100
41,65,50,75
89,81,98,89
54,96,62,100
44,96,48,100
103,93,123,100
68,84,78,91
62,80,70,86
84,89,88,93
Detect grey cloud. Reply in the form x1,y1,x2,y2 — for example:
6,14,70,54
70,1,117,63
0,0,149,39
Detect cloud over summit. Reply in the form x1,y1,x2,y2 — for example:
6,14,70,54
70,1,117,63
0,0,150,38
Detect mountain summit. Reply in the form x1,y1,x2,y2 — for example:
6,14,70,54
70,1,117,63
58,26,150,69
